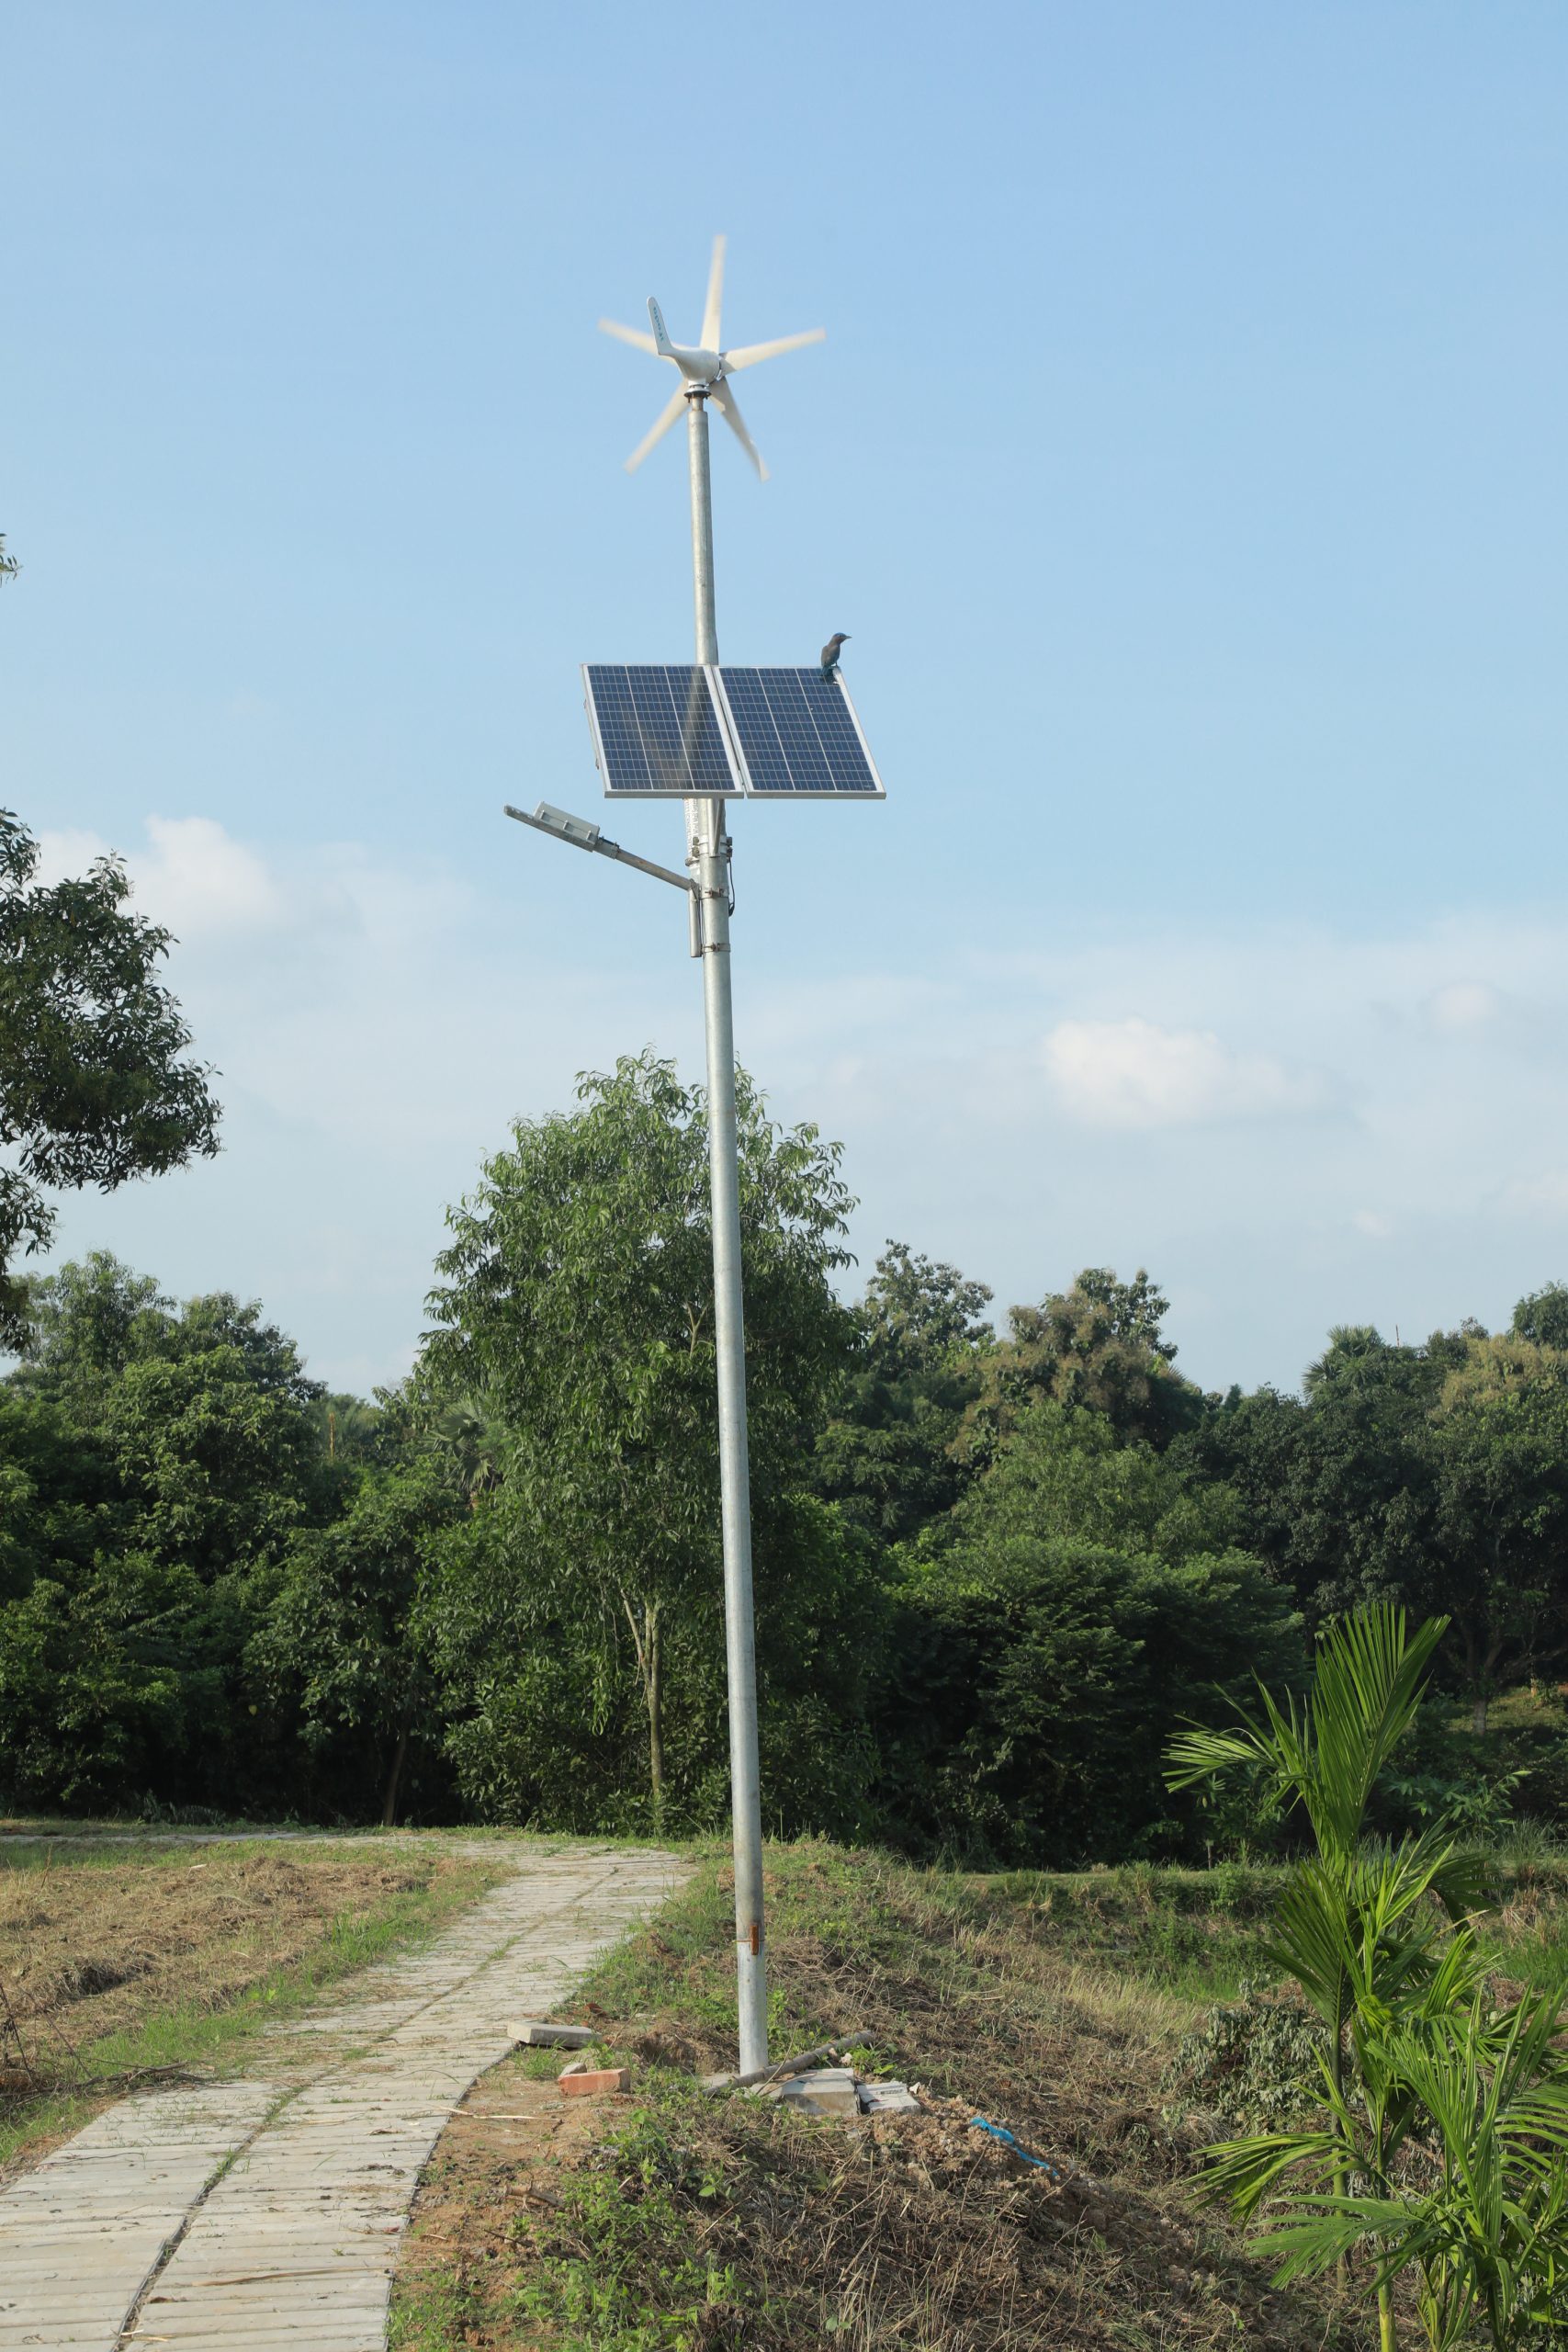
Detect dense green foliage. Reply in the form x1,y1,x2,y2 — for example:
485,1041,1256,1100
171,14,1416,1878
7,1044,1568,1860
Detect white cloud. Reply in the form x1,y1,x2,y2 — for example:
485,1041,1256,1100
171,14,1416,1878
1427,980,1502,1033
32,826,106,881
39,814,283,936
139,815,284,936
1040,1015,1325,1130
1352,1209,1394,1238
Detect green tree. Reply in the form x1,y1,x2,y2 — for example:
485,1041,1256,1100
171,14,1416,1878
0,1377,205,1812
0,1265,343,1815
1512,1282,1568,1351
12,1252,173,1420
0,1546,197,1812
884,1404,1302,1862
107,1340,324,1580
423,1051,857,1825
1427,1336,1568,1732
814,1242,993,1542
1174,1328,1454,1624
254,1461,458,1825
0,1389,129,1605
1,814,220,1347
965,1265,1203,1459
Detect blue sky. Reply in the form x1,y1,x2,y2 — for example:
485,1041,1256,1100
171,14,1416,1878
7,1,1568,1396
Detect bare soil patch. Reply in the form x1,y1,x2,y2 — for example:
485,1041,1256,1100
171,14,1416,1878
391,2062,612,2346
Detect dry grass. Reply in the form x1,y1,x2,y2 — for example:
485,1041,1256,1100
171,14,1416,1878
0,1836,509,2174
391,1841,1378,2351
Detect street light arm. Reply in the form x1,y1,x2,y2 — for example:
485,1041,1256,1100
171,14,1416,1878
503,803,695,894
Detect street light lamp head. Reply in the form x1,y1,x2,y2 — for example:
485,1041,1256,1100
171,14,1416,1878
535,802,602,851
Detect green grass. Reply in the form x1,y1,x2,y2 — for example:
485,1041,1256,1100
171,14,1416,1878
981,1860,1283,2003
508,2091,746,2352
0,1848,510,2173
1473,1855,1568,1989
390,1840,1568,2351
0,1815,600,1851
389,2267,490,2352
393,1842,1364,2352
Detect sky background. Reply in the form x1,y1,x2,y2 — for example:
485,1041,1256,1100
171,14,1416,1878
6,1,1568,1398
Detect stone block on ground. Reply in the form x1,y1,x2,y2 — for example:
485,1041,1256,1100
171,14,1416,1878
773,2067,862,2119
857,2081,919,2114
558,2066,631,2098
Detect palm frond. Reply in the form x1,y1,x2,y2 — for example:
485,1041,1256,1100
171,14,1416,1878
1255,2195,1418,2283
1163,1721,1275,1792
1197,2128,1342,2219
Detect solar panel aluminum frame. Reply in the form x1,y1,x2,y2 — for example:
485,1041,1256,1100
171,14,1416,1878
707,667,886,801
581,663,747,799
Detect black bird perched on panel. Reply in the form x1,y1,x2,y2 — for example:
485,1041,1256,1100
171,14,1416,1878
820,632,850,677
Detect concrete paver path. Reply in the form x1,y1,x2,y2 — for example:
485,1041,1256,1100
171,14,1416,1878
0,1843,685,2351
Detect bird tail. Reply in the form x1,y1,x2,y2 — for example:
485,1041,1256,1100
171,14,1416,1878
648,297,676,358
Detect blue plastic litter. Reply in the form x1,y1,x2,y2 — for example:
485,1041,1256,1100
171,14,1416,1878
967,2116,1067,2178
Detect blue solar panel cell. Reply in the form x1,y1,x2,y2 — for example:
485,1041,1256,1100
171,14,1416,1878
582,664,744,797
710,668,885,798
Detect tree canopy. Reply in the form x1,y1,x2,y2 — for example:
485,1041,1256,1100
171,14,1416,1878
7,1046,1568,1862
0,813,220,1347
422,1050,860,1826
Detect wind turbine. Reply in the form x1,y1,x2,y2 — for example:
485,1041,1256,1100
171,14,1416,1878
509,236,862,2080
599,234,825,478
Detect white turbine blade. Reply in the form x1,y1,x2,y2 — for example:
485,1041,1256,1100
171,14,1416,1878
701,233,727,351
722,327,826,371
599,316,659,355
711,377,767,480
625,389,686,473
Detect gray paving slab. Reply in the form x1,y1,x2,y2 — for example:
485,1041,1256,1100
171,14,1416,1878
0,1844,685,2351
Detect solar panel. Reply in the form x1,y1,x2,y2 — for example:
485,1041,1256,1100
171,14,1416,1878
709,668,886,799
582,664,744,797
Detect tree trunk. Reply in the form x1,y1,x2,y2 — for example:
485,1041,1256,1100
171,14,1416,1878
621,1593,665,1826
1459,1618,1492,1737
647,1607,664,1822
381,1720,410,1828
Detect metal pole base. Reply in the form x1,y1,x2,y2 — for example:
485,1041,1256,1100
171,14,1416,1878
735,1940,768,2077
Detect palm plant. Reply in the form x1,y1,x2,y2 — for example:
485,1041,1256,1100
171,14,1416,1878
1165,1604,1550,2350
434,1391,511,1504
1168,1609,1486,2139
1247,1985,1568,2348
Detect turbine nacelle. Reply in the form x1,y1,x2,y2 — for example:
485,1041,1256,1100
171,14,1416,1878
600,236,825,479
647,298,725,387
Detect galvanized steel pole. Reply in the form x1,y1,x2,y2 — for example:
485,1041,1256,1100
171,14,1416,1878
683,388,768,2075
